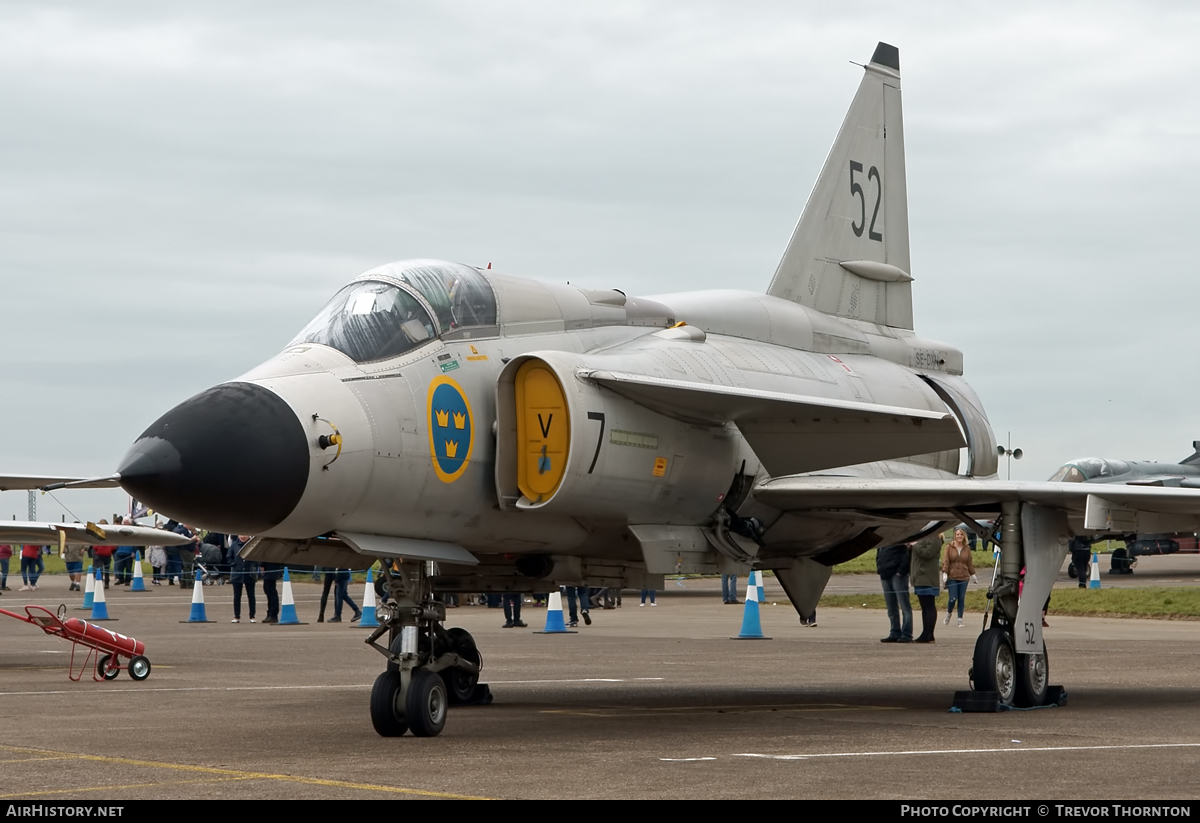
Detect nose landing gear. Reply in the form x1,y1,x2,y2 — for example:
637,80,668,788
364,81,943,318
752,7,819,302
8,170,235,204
365,561,490,737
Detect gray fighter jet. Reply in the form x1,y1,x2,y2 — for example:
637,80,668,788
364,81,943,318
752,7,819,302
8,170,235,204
11,43,1200,735
1050,444,1200,572
1050,443,1200,488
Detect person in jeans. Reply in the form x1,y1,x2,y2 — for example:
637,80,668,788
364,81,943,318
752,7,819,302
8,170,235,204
228,536,258,623
942,528,978,627
876,543,912,643
0,544,13,590
562,585,591,627
721,573,738,604
19,544,43,591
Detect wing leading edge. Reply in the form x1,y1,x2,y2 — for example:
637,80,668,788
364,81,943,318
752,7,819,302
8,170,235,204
0,521,193,546
0,474,121,492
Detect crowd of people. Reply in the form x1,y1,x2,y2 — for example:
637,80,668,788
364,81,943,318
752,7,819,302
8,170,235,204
0,519,369,626
1,520,1014,635
875,526,982,644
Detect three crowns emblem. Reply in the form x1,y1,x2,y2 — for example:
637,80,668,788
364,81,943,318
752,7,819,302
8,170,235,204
436,407,467,460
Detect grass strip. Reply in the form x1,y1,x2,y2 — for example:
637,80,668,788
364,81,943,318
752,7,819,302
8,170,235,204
819,587,1200,620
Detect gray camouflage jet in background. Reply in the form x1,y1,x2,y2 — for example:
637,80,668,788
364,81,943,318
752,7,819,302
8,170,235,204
9,43,1200,736
1050,444,1200,571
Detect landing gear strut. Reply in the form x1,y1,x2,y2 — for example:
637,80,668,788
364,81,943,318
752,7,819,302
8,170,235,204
365,561,488,737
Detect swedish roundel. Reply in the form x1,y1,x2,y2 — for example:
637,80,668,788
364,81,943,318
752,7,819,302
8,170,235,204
427,376,474,483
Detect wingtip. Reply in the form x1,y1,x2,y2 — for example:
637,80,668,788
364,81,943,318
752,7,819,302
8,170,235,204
870,42,900,72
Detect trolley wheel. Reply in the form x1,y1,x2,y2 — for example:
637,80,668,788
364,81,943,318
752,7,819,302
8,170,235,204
128,655,152,681
96,654,120,681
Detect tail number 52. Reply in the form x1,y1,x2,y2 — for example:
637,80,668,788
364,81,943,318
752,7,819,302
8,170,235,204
849,161,883,242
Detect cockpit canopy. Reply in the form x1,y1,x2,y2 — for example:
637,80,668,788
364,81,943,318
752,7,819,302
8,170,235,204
1049,457,1132,483
289,260,497,363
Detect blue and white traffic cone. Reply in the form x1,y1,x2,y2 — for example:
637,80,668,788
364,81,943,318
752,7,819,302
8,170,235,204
1089,550,1102,589
535,590,575,634
90,569,115,621
359,568,379,628
130,551,147,592
182,568,214,623
275,568,305,625
733,570,770,640
79,565,96,610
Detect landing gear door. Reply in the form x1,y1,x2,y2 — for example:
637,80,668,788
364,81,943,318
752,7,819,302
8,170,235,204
921,375,999,477
1016,505,1071,654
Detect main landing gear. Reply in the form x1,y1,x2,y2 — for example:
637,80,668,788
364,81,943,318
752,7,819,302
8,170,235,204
960,502,1061,710
365,561,490,737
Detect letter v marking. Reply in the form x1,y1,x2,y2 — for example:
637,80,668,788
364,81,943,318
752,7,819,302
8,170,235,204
537,413,553,438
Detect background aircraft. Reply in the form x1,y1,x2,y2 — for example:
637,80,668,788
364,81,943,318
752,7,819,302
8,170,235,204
1050,443,1200,573
10,44,1200,737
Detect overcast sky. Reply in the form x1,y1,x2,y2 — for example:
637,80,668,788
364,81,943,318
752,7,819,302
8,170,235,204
3,1,1199,521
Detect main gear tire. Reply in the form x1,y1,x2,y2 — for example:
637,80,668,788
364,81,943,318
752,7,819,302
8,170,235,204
1015,646,1050,708
972,626,1016,704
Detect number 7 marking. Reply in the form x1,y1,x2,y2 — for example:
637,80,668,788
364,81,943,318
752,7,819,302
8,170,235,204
587,412,605,474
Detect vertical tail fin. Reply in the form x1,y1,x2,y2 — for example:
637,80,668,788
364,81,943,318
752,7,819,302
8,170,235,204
767,42,913,329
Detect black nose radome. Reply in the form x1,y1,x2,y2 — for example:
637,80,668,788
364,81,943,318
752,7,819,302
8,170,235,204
118,382,310,534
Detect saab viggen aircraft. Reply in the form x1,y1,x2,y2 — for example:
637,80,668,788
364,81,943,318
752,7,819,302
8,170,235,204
11,43,1200,737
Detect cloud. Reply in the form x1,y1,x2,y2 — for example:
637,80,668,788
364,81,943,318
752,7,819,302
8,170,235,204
1,1,1199,520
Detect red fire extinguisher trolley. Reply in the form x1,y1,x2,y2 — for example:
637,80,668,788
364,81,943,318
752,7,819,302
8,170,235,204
0,604,151,682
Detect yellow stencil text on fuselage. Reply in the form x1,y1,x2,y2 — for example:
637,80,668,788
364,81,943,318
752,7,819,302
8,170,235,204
515,360,570,503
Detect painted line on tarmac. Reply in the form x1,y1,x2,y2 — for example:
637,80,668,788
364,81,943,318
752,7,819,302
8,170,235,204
729,742,1200,760
493,677,664,684
0,745,493,800
557,702,898,718
0,776,258,798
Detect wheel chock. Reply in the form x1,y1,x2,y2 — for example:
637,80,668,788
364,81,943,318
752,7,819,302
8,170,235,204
951,690,1000,712
461,683,494,705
